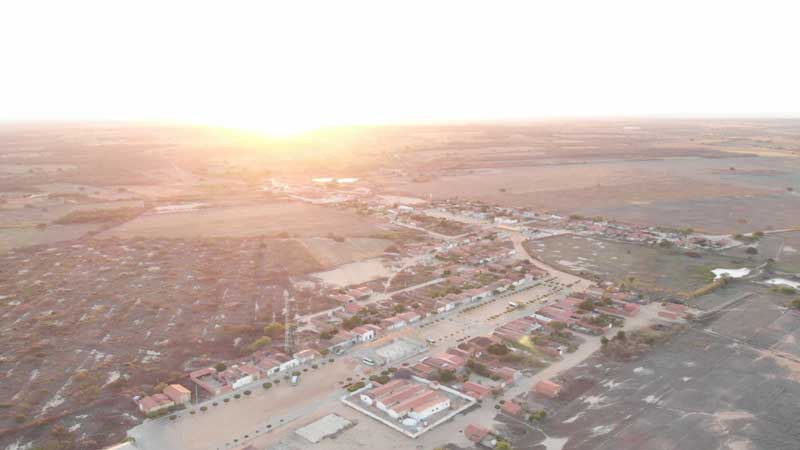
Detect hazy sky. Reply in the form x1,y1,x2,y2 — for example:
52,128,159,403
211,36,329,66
2,1,799,133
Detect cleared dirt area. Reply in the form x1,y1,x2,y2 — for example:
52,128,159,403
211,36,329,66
101,202,383,239
299,237,391,268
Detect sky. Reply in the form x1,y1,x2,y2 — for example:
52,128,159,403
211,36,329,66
1,0,799,133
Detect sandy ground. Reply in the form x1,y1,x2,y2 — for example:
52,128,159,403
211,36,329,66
311,258,392,287
101,202,382,239
299,237,391,268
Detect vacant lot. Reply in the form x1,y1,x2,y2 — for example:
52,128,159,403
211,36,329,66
102,202,383,239
527,235,750,296
299,237,391,268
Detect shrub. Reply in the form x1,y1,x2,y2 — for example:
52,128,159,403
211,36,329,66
262,382,272,389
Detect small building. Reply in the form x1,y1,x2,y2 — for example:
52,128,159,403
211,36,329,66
351,326,376,342
381,316,407,330
533,379,562,399
138,393,174,415
465,423,491,443
349,286,373,300
162,384,191,405
344,303,365,314
492,367,521,385
190,367,230,396
502,400,522,416
294,348,323,364
462,381,492,400
398,311,422,323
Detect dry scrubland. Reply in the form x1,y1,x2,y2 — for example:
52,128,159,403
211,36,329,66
0,236,332,447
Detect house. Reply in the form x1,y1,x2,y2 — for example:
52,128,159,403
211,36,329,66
190,367,231,396
162,384,191,405
464,423,491,443
330,293,356,304
257,357,283,377
492,367,521,385
294,348,322,364
220,364,259,390
344,303,365,314
351,326,376,342
138,393,174,415
272,353,300,372
411,362,439,379
381,316,407,330
462,381,492,400
349,286,373,300
425,353,466,374
502,400,522,416
398,311,422,323
328,330,357,353
533,379,561,399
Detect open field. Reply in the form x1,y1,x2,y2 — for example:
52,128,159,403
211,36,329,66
0,199,146,253
526,235,750,297
102,202,384,239
298,237,391,268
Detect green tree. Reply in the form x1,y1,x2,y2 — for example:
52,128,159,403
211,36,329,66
496,439,513,450
248,336,272,352
263,322,285,337
214,363,227,372
437,369,457,383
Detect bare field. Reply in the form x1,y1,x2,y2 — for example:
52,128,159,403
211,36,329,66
298,237,391,268
101,202,383,239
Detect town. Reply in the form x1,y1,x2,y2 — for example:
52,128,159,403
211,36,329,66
105,176,717,450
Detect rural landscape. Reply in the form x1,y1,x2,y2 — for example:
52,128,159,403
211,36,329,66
1,119,799,450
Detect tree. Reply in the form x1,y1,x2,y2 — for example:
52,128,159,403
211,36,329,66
394,304,407,313
487,343,510,356
214,363,227,372
496,439,513,450
615,330,626,341
601,336,610,345
437,369,457,383
578,300,594,311
248,336,272,352
263,322,285,337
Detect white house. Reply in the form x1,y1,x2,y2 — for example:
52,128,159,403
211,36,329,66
351,326,376,342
